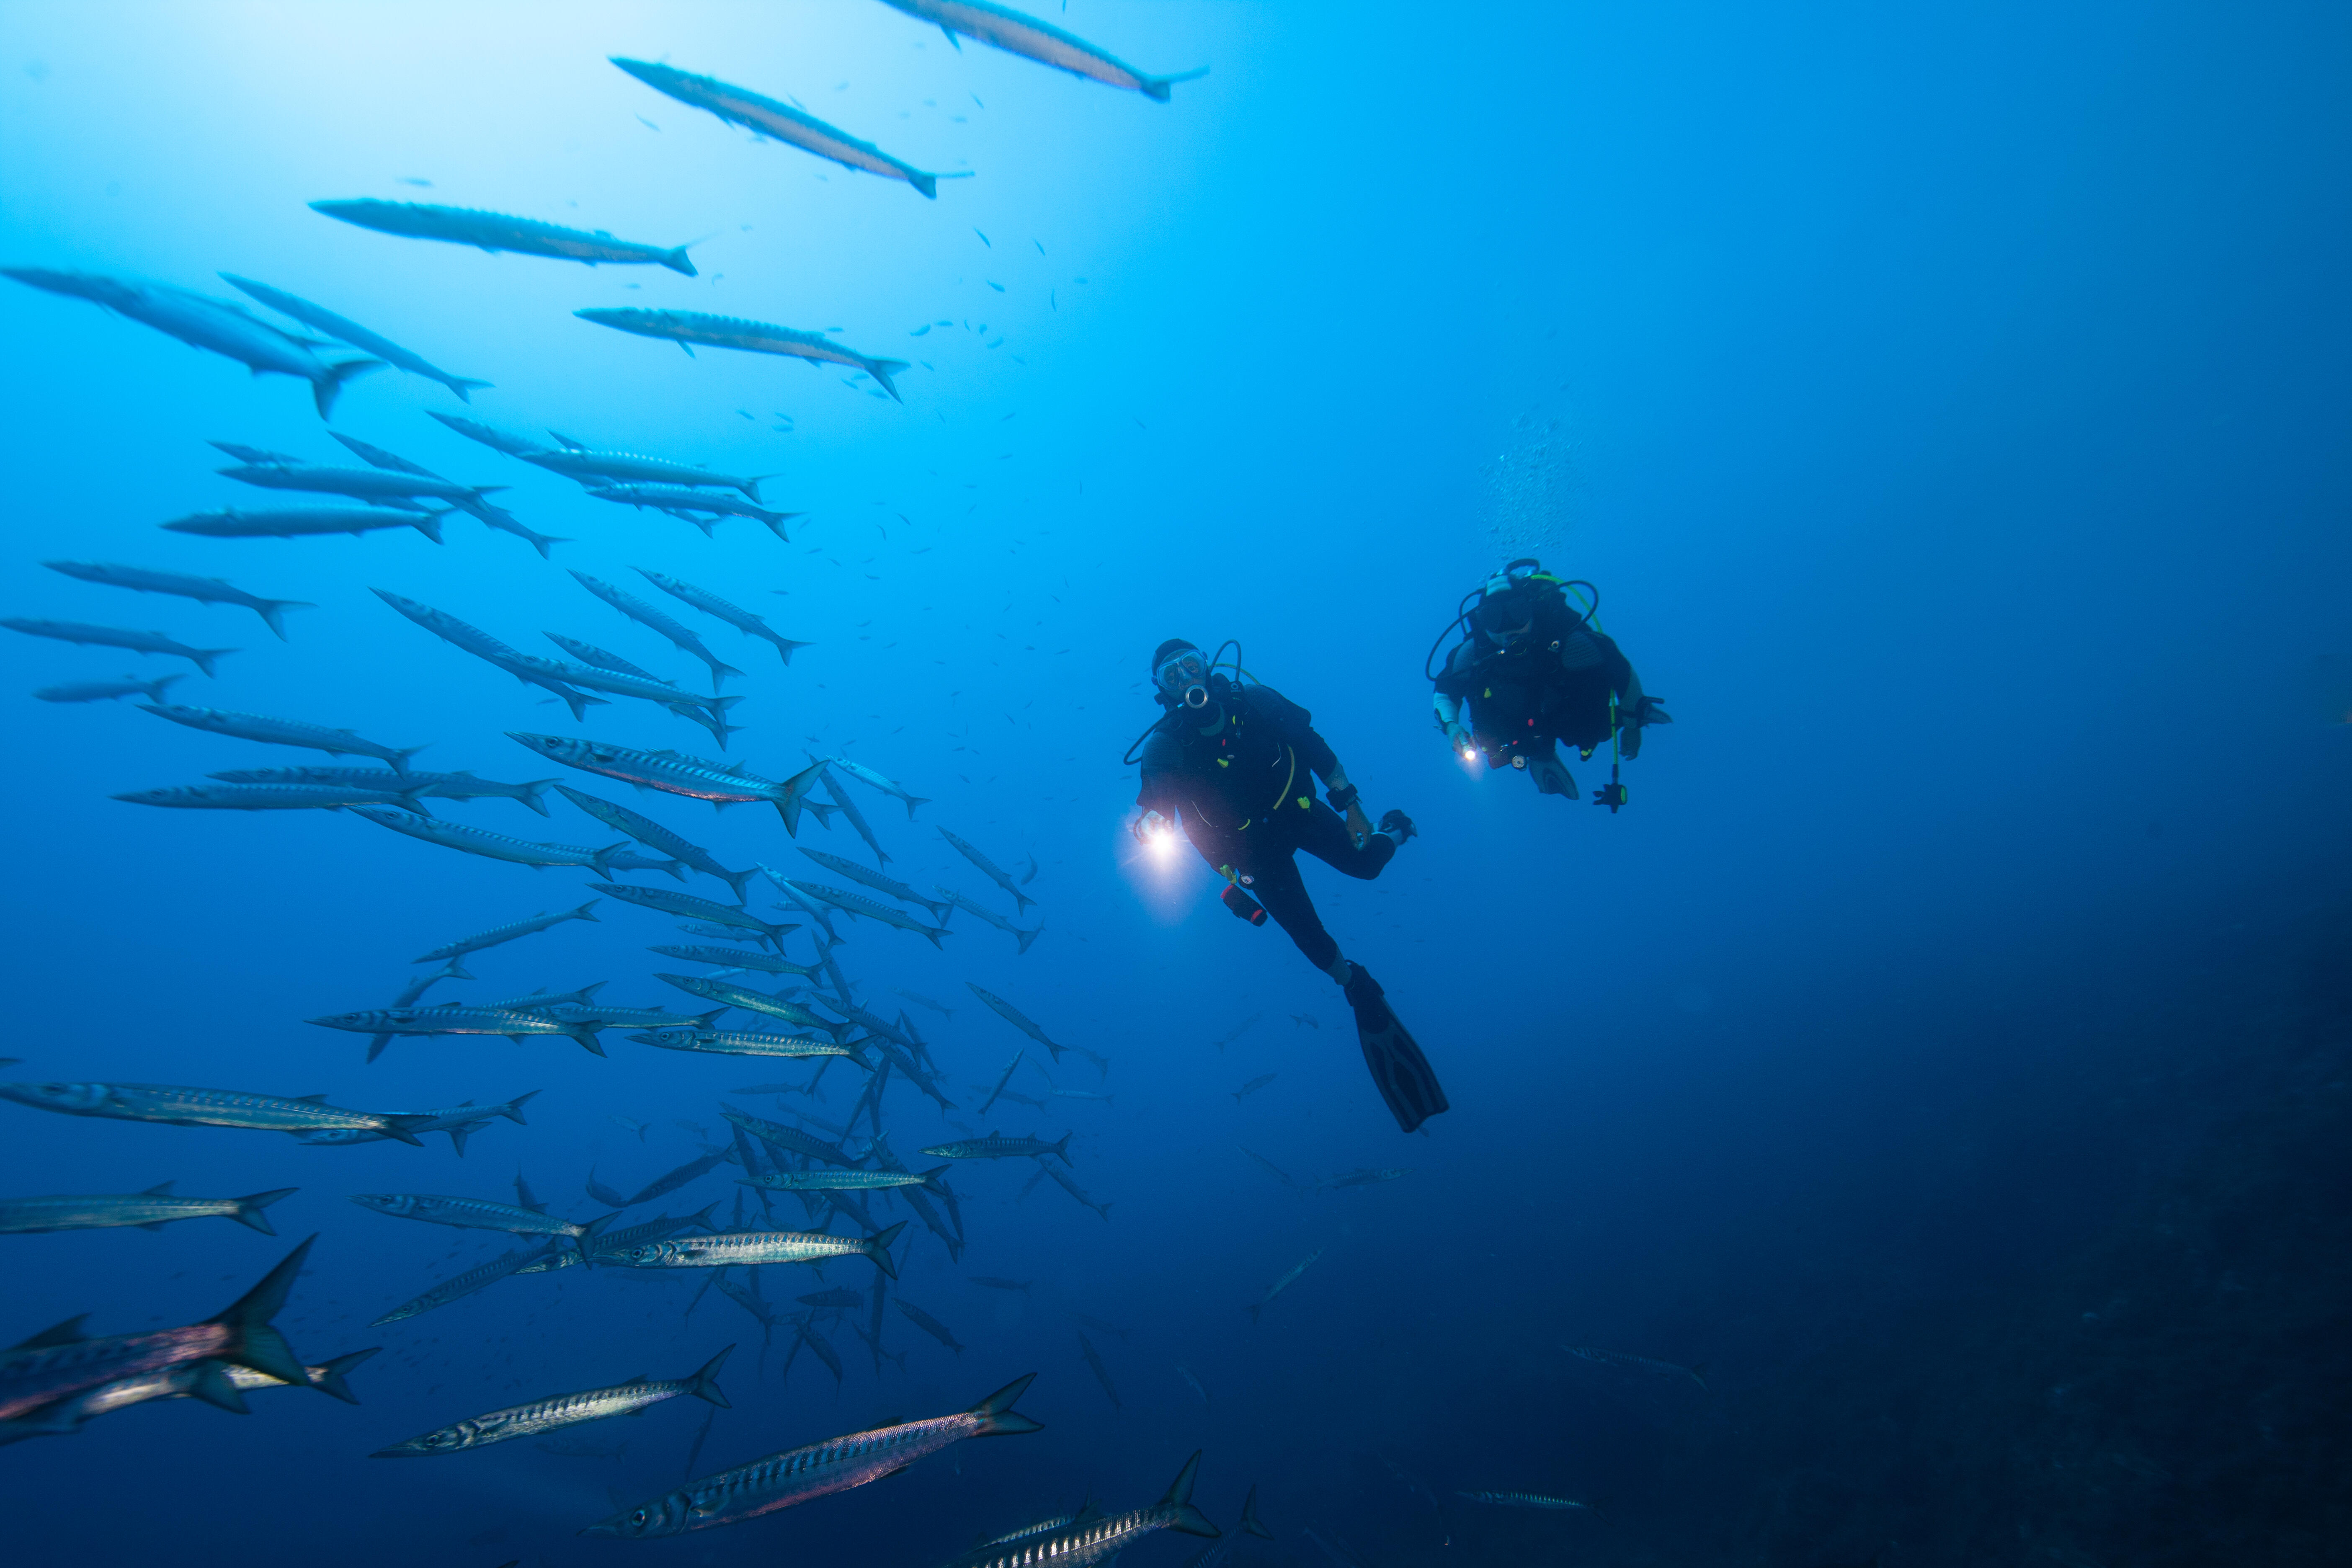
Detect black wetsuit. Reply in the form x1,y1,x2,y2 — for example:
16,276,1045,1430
1137,681,1392,973
1434,603,1635,763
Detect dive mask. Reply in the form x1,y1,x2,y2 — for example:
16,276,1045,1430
1156,650,1210,707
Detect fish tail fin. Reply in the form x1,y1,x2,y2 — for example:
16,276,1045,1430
181,1360,253,1414
708,655,746,688
382,1114,434,1146
741,474,781,503
409,511,446,545
1689,1362,1709,1391
518,779,557,816
1142,67,1210,101
498,1089,541,1125
722,867,756,901
256,598,313,640
1014,924,1042,955
868,359,909,402
664,245,699,278
446,377,495,402
191,647,238,678
864,1221,907,1278
230,1188,299,1235
311,1346,380,1404
902,795,931,820
437,957,477,982
387,744,428,774
562,689,607,723
445,1125,474,1157
364,1032,395,1065
570,1024,609,1057
967,1371,1043,1436
1241,1485,1273,1538
1160,1452,1220,1536
588,841,634,878
909,171,939,199
1053,1132,1073,1162
573,897,600,919
313,357,384,419
206,1235,316,1385
1245,1304,1262,1325
658,857,690,884
687,1344,734,1407
709,694,748,714
574,1212,621,1258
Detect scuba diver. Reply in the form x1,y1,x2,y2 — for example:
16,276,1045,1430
1429,560,1670,808
1129,639,1449,1134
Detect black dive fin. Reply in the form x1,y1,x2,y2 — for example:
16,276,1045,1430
1344,967,1449,1135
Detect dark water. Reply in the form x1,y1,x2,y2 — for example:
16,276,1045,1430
3,4,2347,1565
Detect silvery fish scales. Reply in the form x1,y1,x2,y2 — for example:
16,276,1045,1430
374,1347,729,1455
574,309,909,401
310,199,696,274
593,1222,902,1275
0,1081,430,1142
0,1182,295,1235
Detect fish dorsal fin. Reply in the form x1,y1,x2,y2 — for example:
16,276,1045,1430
141,1180,177,1197
12,1314,90,1350
548,431,588,451
292,1094,330,1104
624,1371,649,1384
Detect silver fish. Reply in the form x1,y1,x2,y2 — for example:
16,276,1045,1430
1231,1074,1275,1105
218,459,504,511
310,199,696,274
593,1222,903,1275
638,569,810,665
545,632,663,680
0,1345,377,1446
426,410,547,458
569,570,745,687
740,1166,941,1193
921,1131,1071,1163
949,1456,1220,1568
611,58,972,199
787,880,949,946
3,268,379,417
374,1347,731,1456
655,973,846,1037
580,1373,1037,1537
139,702,420,769
967,984,1070,1062
0,1081,432,1144
3,618,234,676
516,1203,716,1275
292,1089,537,1155
896,1299,965,1354
412,901,601,977
585,485,798,542
799,849,949,918
895,988,956,1019
42,560,310,640
219,273,490,402
974,1051,1023,1116
0,1237,320,1425
32,673,183,704
647,944,820,980
813,766,889,865
524,431,774,500
721,1106,860,1169
328,433,564,557
575,308,909,402
636,1028,863,1063
1455,1491,1598,1512
372,589,607,722
350,805,629,879
113,781,424,812
590,881,797,946
0,1181,296,1236
876,0,1207,101
211,765,555,815
373,1240,556,1325
1560,1344,1708,1390
307,1000,605,1055
516,733,828,834
1038,1161,1111,1222
939,827,1036,911
937,887,1042,954
522,658,738,743
826,756,931,818
557,787,752,898
162,505,444,542
1246,1248,1323,1324
1076,1331,1120,1408
350,1192,615,1253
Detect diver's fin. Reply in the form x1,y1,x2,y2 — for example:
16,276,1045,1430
1344,967,1449,1135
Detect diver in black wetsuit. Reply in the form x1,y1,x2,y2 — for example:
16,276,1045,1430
1429,561,1669,807
1130,639,1449,1133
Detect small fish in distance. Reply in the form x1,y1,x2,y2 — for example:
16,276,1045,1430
412,902,601,978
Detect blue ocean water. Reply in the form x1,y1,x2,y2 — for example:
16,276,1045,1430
3,3,2348,1563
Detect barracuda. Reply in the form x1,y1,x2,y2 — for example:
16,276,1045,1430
516,732,828,835
580,1373,1039,1537
372,1241,556,1325
635,1027,865,1063
592,1222,904,1276
218,273,490,402
516,1203,716,1275
569,570,743,687
574,308,910,402
951,1453,1221,1568
0,1346,377,1447
638,569,811,665
348,806,631,880
307,1001,606,1055
525,435,774,500
585,485,798,542
921,1131,1072,1163
937,887,1043,954
939,827,1037,912
557,787,752,898
798,848,951,919
873,0,1208,101
351,1192,616,1254
373,590,604,722
213,766,555,815
115,781,426,812
0,1183,296,1235
738,1166,943,1193
2,617,236,676
967,984,1071,1063
786,880,949,947
376,1347,730,1456
611,58,971,199
721,1106,861,1168
412,902,600,976
42,559,310,639
0,1080,433,1143
647,944,820,980
139,702,422,769
162,504,444,542
310,199,697,274
654,972,846,1037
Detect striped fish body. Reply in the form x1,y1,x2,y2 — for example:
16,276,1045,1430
517,1209,707,1275
525,446,766,498
373,1243,553,1324
593,1223,898,1272
567,571,743,685
640,571,810,663
875,0,1202,100
573,309,908,402
162,505,440,540
611,59,956,197
741,1169,934,1192
414,902,600,965
963,1500,1194,1568
21,1348,368,1435
590,883,791,946
0,1080,424,1141
792,882,948,946
1455,1491,1594,1511
219,462,487,506
581,1374,1037,1537
116,783,418,811
635,1028,860,1061
557,788,748,892
310,200,695,274
921,1132,1068,1162
307,1003,590,1044
939,827,1036,910
351,1192,598,1243
798,850,949,918
967,984,1067,1060
0,1323,240,1422
0,1186,289,1235
140,703,418,769
374,1363,716,1455
722,1106,859,1168
350,805,624,873
515,735,779,807
647,944,819,978
655,973,841,1035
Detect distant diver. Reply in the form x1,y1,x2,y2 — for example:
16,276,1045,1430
1127,640,1447,1133
1428,561,1669,810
